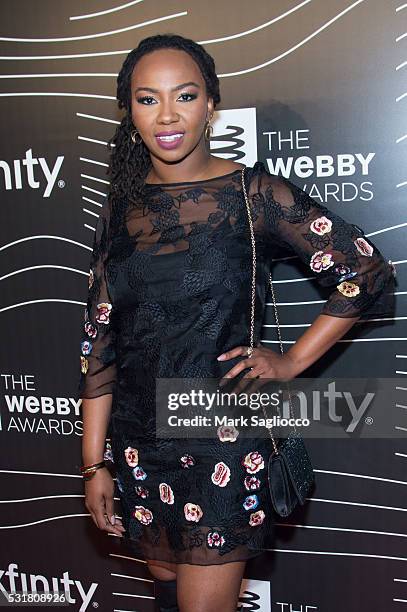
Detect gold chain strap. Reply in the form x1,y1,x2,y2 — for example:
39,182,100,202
240,168,297,453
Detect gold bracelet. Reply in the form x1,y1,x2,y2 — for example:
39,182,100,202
80,460,106,480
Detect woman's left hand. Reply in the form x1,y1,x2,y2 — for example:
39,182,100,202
217,343,300,394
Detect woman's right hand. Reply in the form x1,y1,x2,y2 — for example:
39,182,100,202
84,468,126,538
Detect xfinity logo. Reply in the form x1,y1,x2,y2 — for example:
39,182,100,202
0,148,64,197
0,563,98,611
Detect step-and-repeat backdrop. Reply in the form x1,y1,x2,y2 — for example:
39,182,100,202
0,1,406,610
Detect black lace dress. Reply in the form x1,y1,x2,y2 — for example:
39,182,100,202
78,161,396,565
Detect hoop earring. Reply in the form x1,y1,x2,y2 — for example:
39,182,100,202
204,121,213,141
130,128,142,145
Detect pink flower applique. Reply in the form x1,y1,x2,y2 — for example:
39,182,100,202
243,494,259,511
211,462,231,487
88,269,94,289
337,281,360,297
242,451,264,474
124,447,139,467
244,475,261,491
354,237,373,257
217,424,239,442
207,531,225,548
249,509,265,526
96,302,112,325
135,486,149,499
184,502,203,522
81,340,92,356
309,216,332,235
159,482,175,504
132,466,147,480
180,454,195,468
84,321,97,339
80,356,88,374
310,250,335,273
133,505,153,525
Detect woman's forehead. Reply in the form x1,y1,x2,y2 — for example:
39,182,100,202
131,49,204,85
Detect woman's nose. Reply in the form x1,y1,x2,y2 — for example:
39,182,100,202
156,101,179,124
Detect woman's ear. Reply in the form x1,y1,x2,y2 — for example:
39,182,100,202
206,97,215,121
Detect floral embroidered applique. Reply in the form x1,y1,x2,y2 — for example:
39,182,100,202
134,505,153,525
84,321,97,339
310,250,335,273
80,356,88,374
184,502,203,522
132,466,147,480
207,531,225,548
180,454,195,468
242,452,264,474
243,494,259,511
159,482,175,504
354,237,373,257
249,509,265,526
309,216,332,235
104,441,114,463
211,462,231,487
217,424,239,442
244,475,261,491
334,264,351,276
116,476,124,494
333,263,358,283
135,486,149,499
338,271,358,283
80,340,92,356
96,302,112,325
337,281,360,297
124,447,139,467
388,260,397,277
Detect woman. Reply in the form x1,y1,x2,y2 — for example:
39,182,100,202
78,33,395,612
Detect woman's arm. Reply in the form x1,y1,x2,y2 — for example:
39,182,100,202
81,394,113,465
285,313,360,376
77,196,124,538
218,166,396,382
218,313,362,382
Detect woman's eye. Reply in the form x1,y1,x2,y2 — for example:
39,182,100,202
137,96,157,105
178,92,197,102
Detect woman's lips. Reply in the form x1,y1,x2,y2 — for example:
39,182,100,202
155,132,185,150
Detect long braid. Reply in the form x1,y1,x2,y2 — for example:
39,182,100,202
106,33,221,213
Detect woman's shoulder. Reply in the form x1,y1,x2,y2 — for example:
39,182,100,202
245,160,296,202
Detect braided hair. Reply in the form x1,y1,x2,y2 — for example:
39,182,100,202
107,33,221,210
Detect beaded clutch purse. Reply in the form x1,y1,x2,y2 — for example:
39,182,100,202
240,167,315,517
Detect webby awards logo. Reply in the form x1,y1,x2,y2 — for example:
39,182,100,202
0,373,82,437
211,107,258,165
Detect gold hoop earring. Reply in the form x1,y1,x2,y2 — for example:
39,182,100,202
131,128,142,145
204,121,213,141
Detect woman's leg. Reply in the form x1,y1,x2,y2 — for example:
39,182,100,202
176,560,246,612
147,559,177,581
146,559,178,612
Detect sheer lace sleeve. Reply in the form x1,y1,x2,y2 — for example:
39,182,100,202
78,195,117,399
251,166,396,319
